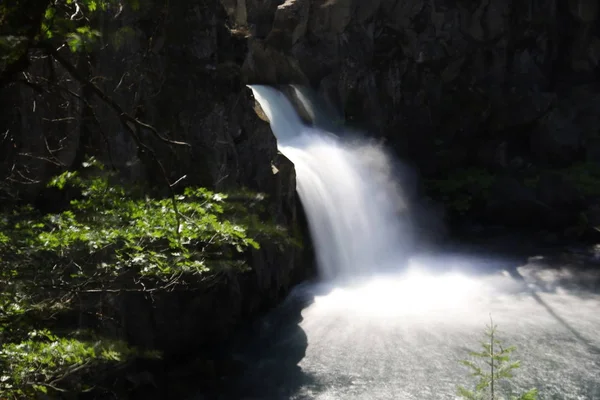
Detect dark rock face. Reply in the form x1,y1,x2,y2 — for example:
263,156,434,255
234,0,600,156
229,0,600,234
3,0,598,237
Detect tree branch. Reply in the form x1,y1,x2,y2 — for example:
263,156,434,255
41,43,190,148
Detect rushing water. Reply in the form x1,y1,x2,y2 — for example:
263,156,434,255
248,85,412,280
212,86,600,400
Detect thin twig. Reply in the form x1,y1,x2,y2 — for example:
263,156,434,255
41,43,190,148
170,174,187,187
17,152,65,166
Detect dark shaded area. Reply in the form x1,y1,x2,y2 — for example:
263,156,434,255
1,0,316,391
212,283,320,400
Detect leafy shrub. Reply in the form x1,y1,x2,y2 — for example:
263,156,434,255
0,330,138,397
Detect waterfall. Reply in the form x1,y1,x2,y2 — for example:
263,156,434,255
248,85,412,280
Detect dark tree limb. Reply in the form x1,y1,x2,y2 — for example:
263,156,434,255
41,43,190,148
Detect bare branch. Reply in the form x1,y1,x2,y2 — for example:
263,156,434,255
17,152,65,167
41,43,190,148
170,175,187,187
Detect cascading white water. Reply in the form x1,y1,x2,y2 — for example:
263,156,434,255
248,85,412,279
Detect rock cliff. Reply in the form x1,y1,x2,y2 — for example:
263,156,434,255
232,0,600,235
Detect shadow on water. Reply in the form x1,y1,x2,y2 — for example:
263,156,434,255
442,236,600,354
506,260,600,355
205,282,334,400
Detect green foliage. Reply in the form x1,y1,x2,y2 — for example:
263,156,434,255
66,25,102,52
2,0,141,64
457,318,539,400
39,0,129,52
8,158,263,282
0,330,137,398
426,168,495,214
0,35,29,66
0,159,291,397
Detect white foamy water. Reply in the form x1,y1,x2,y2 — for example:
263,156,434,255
292,260,600,400
248,85,411,279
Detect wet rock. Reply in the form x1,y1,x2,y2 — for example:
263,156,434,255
353,0,382,24
220,0,248,25
566,84,600,140
243,39,309,84
227,0,600,203
568,0,599,22
588,36,600,67
476,140,508,170
431,146,469,175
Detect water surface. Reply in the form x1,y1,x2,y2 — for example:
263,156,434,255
220,248,600,400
